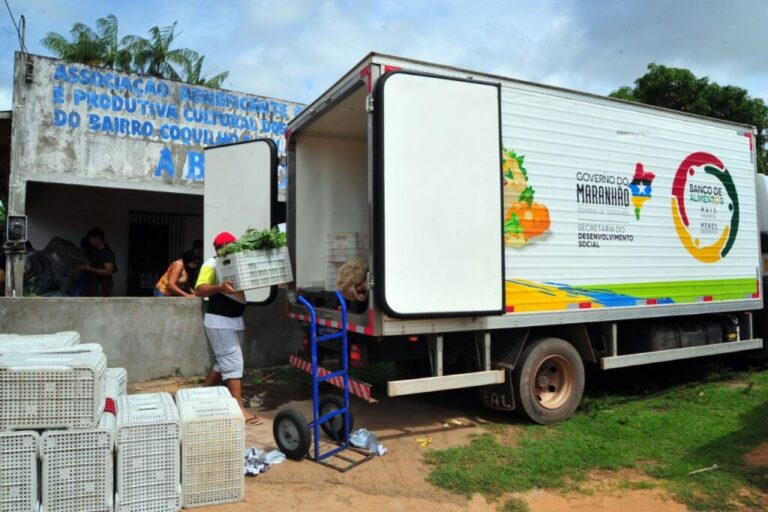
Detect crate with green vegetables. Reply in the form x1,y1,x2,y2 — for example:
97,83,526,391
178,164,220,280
215,227,293,291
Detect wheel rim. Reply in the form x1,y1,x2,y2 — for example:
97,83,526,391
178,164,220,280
277,419,301,450
531,354,574,410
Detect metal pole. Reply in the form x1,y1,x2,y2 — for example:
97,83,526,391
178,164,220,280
436,335,444,377
4,243,24,297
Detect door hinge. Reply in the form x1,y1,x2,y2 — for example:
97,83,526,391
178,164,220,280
365,95,374,113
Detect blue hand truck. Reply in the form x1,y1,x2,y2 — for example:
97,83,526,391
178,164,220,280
273,291,374,472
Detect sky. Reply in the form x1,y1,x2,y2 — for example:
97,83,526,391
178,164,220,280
1,0,767,111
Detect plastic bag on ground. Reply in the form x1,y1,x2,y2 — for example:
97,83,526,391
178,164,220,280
349,428,387,456
243,446,286,475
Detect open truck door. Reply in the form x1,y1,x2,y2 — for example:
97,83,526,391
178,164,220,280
373,71,505,317
204,139,279,304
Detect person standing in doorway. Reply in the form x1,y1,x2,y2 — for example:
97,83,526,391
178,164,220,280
195,231,263,425
80,227,117,297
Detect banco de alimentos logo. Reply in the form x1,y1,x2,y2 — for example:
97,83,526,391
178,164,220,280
671,152,739,263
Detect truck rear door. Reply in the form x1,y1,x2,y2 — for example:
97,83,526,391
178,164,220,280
204,139,278,304
373,71,504,317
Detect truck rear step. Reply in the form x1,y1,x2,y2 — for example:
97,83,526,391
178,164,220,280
387,370,505,397
601,338,763,370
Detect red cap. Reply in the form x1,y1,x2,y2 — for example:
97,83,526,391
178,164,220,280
213,231,237,249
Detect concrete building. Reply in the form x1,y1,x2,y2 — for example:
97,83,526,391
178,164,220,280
7,52,302,295
1,52,305,379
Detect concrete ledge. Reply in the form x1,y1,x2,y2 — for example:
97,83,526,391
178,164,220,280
0,292,302,381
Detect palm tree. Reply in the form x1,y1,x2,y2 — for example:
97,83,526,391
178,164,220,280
42,16,230,88
123,22,198,82
95,15,132,71
41,20,105,66
181,53,229,88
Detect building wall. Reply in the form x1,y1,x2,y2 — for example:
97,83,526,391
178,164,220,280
26,182,203,296
0,291,303,381
9,53,301,215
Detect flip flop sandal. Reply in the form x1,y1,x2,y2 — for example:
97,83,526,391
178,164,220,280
246,416,264,426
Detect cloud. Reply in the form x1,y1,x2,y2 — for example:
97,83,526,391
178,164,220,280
0,0,766,112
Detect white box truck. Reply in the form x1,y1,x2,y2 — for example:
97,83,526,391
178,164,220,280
206,53,764,424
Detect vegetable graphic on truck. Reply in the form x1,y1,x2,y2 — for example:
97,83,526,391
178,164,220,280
503,149,550,248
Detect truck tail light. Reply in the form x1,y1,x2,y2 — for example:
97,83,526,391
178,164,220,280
350,343,364,367
408,336,419,343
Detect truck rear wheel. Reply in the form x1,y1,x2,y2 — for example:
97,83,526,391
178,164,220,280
512,337,585,425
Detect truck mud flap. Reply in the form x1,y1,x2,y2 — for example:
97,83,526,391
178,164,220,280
479,369,515,411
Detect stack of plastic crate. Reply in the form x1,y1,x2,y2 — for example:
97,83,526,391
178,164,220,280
325,232,368,291
115,392,181,512
0,351,107,430
0,430,39,512
176,393,244,508
40,410,116,512
0,331,80,354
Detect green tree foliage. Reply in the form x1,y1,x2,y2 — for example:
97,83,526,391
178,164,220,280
610,64,768,173
41,15,229,88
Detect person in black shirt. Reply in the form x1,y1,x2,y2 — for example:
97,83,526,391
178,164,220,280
79,227,117,297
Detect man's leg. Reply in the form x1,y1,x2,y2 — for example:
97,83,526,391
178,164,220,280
203,369,221,387
223,378,256,421
206,327,262,424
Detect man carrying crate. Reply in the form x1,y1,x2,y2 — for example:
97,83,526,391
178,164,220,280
195,231,264,426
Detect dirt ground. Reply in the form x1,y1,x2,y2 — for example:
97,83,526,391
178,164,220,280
130,375,691,512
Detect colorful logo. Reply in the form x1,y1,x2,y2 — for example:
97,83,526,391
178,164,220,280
672,152,739,263
628,163,655,220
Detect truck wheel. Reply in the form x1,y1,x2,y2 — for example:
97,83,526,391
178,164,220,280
273,409,311,460
512,337,585,425
319,394,354,441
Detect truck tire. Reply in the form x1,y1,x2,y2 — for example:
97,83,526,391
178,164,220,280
273,408,311,460
512,337,585,425
319,394,354,441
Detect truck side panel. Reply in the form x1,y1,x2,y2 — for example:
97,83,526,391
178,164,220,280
497,84,759,315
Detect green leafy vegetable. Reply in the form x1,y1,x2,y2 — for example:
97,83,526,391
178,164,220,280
504,213,523,235
217,227,287,255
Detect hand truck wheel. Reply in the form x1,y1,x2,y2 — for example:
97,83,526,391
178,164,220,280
319,394,354,441
273,408,311,460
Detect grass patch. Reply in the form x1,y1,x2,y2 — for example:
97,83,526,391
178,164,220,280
498,496,529,512
426,364,768,511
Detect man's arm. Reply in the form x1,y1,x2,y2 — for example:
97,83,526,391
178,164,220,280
195,281,236,297
80,262,115,277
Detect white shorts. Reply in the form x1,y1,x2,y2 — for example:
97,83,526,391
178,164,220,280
205,327,244,380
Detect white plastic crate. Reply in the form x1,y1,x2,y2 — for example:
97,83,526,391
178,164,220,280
116,393,181,512
178,397,244,508
40,411,115,512
106,368,128,398
215,246,292,291
0,331,80,353
18,343,102,355
0,430,39,512
174,387,231,405
326,232,368,263
0,351,107,430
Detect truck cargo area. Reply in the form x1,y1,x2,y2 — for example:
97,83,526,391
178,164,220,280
290,83,369,314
